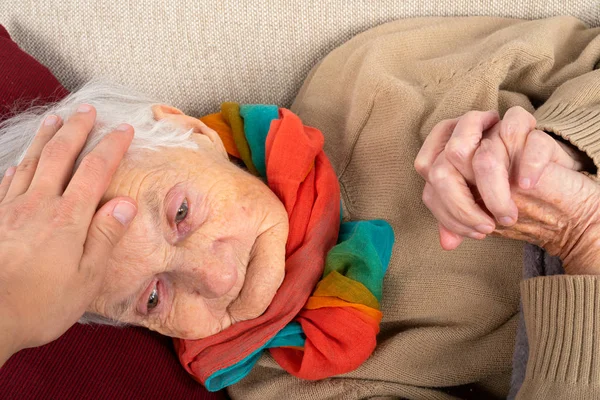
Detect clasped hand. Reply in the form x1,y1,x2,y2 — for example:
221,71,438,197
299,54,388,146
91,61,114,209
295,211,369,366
415,106,600,274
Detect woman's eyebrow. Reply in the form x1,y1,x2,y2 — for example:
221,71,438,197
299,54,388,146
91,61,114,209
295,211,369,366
111,293,136,319
144,186,164,230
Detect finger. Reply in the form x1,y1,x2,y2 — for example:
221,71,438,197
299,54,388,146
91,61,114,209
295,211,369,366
227,222,287,322
63,124,133,222
0,167,16,202
415,118,459,179
518,129,580,189
438,222,465,251
31,105,96,194
472,137,518,226
422,182,489,240
444,110,500,182
78,197,137,292
427,155,496,234
5,115,62,199
498,106,536,155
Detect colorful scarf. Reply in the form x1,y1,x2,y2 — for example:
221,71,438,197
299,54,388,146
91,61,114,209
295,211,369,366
174,104,394,391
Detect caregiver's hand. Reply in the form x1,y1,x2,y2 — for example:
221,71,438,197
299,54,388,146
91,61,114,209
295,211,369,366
0,105,136,367
415,106,588,250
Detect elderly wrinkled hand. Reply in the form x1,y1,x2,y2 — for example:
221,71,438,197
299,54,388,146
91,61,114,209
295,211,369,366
415,106,591,251
0,106,137,366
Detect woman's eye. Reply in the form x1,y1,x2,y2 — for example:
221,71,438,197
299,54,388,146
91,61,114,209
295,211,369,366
175,199,188,224
147,286,159,310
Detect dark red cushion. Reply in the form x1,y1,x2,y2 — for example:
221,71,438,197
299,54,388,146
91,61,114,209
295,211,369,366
0,25,226,400
0,25,68,120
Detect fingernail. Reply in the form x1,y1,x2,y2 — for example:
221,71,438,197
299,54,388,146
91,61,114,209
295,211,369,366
519,177,531,189
77,104,92,113
112,201,137,226
475,224,495,234
468,232,485,240
499,216,514,226
44,115,58,126
4,166,15,177
116,123,130,132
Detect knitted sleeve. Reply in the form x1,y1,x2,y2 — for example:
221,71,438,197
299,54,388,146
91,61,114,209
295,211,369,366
517,24,600,400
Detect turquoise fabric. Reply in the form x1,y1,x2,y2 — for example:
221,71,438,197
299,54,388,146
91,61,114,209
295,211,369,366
205,322,305,391
324,220,394,301
205,105,395,391
240,104,279,177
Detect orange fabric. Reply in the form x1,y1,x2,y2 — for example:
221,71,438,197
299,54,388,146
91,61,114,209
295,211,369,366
200,113,241,159
304,297,383,322
312,271,380,309
175,108,340,383
270,306,380,380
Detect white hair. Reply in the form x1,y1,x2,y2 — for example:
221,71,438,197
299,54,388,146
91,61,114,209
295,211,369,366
0,80,200,327
0,79,198,174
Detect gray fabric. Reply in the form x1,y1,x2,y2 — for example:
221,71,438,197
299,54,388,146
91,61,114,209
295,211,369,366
507,244,564,400
0,1,599,118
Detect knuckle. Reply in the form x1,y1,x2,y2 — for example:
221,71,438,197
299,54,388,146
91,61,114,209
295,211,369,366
92,222,120,249
452,204,472,224
505,106,536,127
79,153,108,180
445,140,468,163
529,129,550,143
16,156,39,174
473,149,498,173
499,122,517,141
53,201,78,226
11,200,37,220
462,110,486,123
429,164,451,184
42,138,73,160
414,157,428,177
522,158,544,172
66,182,94,205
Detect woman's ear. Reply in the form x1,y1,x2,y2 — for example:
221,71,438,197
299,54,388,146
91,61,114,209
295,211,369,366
151,104,228,160
151,104,185,120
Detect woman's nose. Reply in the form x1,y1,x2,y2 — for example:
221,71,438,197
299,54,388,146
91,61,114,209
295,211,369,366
186,242,240,298
188,261,238,298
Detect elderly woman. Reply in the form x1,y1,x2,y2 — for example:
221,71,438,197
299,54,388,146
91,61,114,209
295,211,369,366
3,15,600,400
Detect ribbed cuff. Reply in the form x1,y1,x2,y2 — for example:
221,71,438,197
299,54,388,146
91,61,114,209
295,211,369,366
518,275,600,398
535,102,600,171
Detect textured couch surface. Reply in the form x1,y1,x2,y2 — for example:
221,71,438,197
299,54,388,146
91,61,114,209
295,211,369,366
0,1,599,397
1,1,599,116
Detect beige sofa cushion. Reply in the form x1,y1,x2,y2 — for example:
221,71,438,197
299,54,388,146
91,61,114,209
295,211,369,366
0,1,598,116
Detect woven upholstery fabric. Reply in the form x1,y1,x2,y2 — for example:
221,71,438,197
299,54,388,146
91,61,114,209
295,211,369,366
0,1,598,116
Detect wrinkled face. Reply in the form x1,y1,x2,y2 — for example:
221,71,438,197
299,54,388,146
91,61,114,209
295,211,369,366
87,112,289,339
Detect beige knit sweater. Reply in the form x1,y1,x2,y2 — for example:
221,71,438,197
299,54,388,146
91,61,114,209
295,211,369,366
228,16,600,399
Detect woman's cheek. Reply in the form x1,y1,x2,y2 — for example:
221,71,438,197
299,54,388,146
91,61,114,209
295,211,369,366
162,296,219,339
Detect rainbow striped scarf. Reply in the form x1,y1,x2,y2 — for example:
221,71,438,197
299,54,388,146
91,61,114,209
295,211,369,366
174,104,394,391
